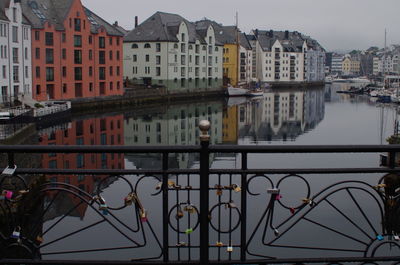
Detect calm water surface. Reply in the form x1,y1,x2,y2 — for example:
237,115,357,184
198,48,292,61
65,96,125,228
8,84,400,261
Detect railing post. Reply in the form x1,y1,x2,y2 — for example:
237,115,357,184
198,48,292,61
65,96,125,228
162,152,169,262
199,120,210,264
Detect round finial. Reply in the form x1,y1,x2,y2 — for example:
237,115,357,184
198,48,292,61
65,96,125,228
199,120,210,132
199,120,210,142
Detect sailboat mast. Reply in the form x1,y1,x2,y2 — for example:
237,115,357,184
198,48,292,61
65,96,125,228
235,12,240,87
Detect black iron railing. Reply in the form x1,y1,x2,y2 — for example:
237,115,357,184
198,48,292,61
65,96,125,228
0,121,400,264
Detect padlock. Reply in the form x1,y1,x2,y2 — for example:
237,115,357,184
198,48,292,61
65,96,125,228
167,180,176,187
11,227,21,239
274,228,280,236
376,234,384,241
36,236,44,244
176,208,184,219
185,228,193,234
232,184,241,192
4,190,13,200
216,241,223,247
267,188,280,194
228,201,236,209
124,193,135,206
275,194,283,201
290,207,295,214
155,182,162,190
394,235,399,241
185,185,192,190
216,189,223,196
2,165,17,176
140,210,148,222
227,245,233,252
176,241,187,247
184,205,196,214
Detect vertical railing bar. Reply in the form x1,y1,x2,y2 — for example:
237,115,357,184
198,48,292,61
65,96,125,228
199,121,210,265
8,152,14,168
240,151,248,262
389,151,396,168
162,152,169,262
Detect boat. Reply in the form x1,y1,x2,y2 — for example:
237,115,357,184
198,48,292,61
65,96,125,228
227,96,247,106
227,86,249,97
247,89,263,97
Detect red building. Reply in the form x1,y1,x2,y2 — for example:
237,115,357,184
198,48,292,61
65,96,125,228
21,0,124,101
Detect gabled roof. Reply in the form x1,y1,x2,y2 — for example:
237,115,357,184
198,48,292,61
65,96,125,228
21,0,123,36
0,0,10,21
254,30,308,52
124,11,205,43
195,19,234,46
239,33,251,50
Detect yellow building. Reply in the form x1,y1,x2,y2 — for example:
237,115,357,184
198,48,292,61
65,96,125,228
223,44,239,86
222,105,238,143
342,56,360,75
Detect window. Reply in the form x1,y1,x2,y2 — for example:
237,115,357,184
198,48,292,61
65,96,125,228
133,54,137,62
144,43,151,48
116,51,120,60
34,31,40,41
99,51,105,64
62,48,66,59
131,43,138,49
109,66,113,76
156,43,161,52
12,48,18,63
74,67,82,80
62,67,66,77
46,67,54,81
74,18,81,31
145,54,149,62
74,35,82,47
109,50,113,60
181,43,185,53
45,32,53,45
89,50,92,60
156,67,161,76
89,35,92,44
45,48,53,63
89,66,93,76
99,37,105,48
2,66,5,79
116,66,120,75
62,33,66,42
156,55,161,65
63,84,67,93
13,66,19,82
12,26,18,43
35,66,40,78
25,66,29,78
109,37,113,45
24,47,28,60
174,43,178,49
99,67,106,80
74,50,82,64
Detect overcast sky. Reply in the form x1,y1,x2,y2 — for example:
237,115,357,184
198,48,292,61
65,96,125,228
82,0,400,52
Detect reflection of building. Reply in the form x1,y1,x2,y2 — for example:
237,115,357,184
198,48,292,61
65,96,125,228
124,102,223,169
222,105,238,144
238,89,325,141
39,115,125,218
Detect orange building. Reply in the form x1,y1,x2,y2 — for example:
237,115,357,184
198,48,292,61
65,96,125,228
21,0,124,101
39,115,125,218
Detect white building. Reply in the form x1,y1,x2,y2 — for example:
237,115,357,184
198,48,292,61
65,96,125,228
123,12,223,91
239,33,253,84
0,0,32,106
250,30,322,83
331,54,343,74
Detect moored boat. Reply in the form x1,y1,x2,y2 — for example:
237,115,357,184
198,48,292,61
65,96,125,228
227,86,249,97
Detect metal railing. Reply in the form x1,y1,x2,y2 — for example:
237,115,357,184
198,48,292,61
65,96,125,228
0,120,400,264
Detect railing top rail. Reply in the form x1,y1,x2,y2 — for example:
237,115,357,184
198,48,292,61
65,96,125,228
0,144,399,154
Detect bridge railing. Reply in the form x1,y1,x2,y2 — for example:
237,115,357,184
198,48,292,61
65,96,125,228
0,121,399,264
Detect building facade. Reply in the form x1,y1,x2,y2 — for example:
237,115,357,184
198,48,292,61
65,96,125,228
0,0,32,106
331,54,344,75
21,0,124,101
123,12,223,91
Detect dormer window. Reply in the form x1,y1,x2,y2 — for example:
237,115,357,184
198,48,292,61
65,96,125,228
209,36,212,44
181,33,185,42
131,43,138,49
144,43,151,48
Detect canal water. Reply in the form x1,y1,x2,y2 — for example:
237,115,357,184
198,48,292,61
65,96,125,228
3,83,400,261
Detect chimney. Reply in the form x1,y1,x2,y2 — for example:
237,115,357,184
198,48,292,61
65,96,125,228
269,30,273,37
285,30,289,39
135,16,138,28
114,21,118,26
